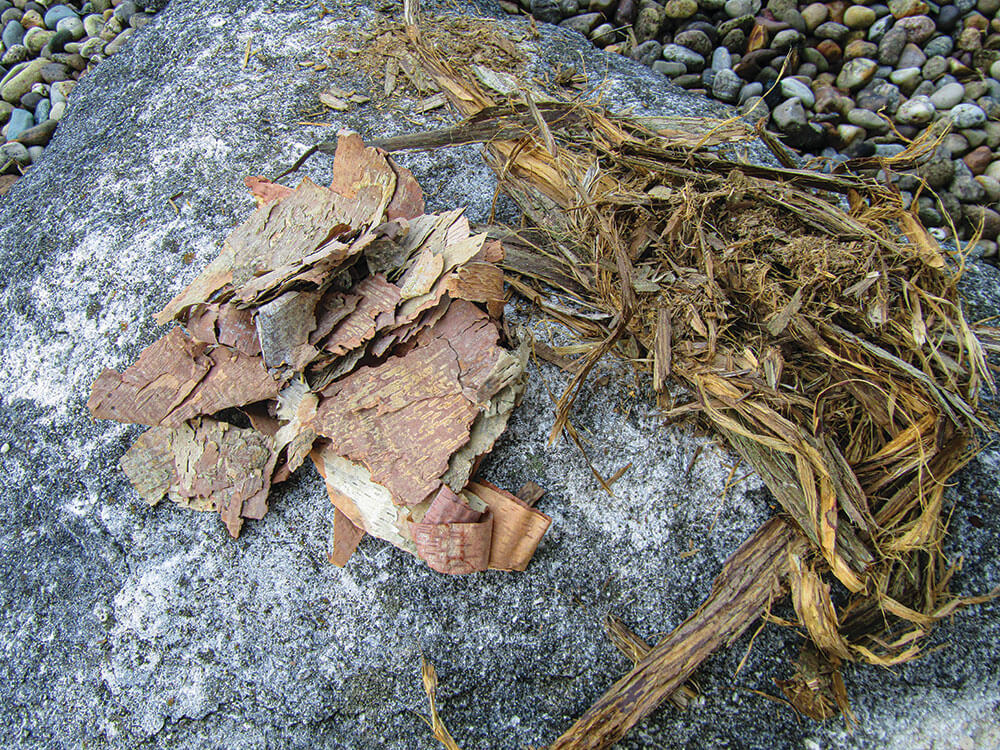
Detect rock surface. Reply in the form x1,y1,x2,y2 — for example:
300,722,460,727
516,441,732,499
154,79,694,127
0,0,998,748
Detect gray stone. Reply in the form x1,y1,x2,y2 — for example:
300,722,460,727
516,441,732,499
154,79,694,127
896,96,935,125
712,67,742,101
557,12,602,35
711,45,732,70
923,34,953,58
867,13,895,42
888,66,921,92
675,29,712,57
589,22,615,46
634,4,665,42
931,82,965,110
42,5,77,29
631,39,663,66
738,81,763,102
896,42,925,68
801,2,827,31
1,19,23,49
739,94,769,118
847,106,890,132
919,149,955,188
877,26,907,65
26,142,42,163
837,57,878,89
951,160,988,202
1,43,28,65
530,0,565,22
815,21,849,41
4,103,30,138
0,138,28,164
661,42,705,70
844,5,877,28
949,103,987,129
82,12,103,37
771,28,803,49
916,194,943,226
2,5,1000,750
724,0,759,17
0,57,44,104
652,59,685,76
780,77,814,107
922,55,947,80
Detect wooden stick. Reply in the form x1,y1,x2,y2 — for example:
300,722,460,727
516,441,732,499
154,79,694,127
550,518,805,749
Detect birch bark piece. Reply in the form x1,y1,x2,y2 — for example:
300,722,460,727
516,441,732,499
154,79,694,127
119,417,277,538
89,328,211,426
465,480,551,571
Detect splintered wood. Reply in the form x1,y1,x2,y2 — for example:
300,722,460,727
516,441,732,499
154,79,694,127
89,132,549,573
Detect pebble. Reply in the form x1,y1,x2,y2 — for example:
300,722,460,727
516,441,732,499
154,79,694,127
924,35,953,58
889,67,922,92
661,43,705,69
664,0,698,19
836,57,878,89
2,20,24,49
781,77,814,107
963,205,1000,240
964,145,994,175
711,46,732,70
919,151,955,188
725,0,760,18
949,103,987,129
5,105,31,139
559,13,602,35
976,175,1000,202
895,95,935,124
922,56,948,80
951,161,987,203
930,82,965,110
1,140,30,165
877,27,907,65
815,21,850,41
712,68,742,101
675,29,713,56
801,2,827,31
888,0,928,19
43,5,77,29
843,6,876,28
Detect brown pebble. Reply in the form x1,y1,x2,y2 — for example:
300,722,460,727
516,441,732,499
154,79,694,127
964,145,994,175
13,118,57,147
816,39,843,64
827,0,847,24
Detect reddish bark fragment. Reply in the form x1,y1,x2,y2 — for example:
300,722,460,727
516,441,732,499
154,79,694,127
314,302,505,506
317,275,402,356
184,303,260,356
330,507,366,567
412,510,493,575
467,480,552,571
310,291,361,346
165,346,280,427
422,485,483,524
244,175,294,205
386,157,425,221
89,328,211,426
227,177,356,288
329,132,397,225
119,418,277,538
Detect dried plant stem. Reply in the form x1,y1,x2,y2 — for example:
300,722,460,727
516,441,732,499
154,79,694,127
551,519,806,749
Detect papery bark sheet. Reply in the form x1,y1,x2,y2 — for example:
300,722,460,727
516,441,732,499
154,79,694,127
90,131,544,572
